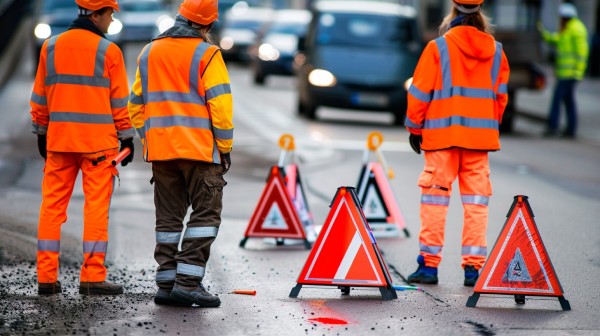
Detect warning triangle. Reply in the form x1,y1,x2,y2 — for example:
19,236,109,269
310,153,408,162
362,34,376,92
290,187,396,300
356,162,408,238
467,196,569,310
242,166,306,241
285,164,315,228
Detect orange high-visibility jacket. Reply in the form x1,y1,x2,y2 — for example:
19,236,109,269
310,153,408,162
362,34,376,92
30,29,135,152
128,37,233,163
405,26,510,151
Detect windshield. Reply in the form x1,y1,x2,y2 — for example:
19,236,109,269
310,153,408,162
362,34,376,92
269,22,308,36
315,12,414,48
121,1,162,12
226,19,267,32
42,0,74,12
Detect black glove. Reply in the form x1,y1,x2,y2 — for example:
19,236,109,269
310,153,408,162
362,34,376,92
37,134,47,160
119,138,135,167
409,133,422,155
220,152,231,174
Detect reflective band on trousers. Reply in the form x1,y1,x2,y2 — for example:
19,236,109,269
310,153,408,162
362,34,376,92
46,35,111,88
183,226,218,238
156,269,176,282
462,245,487,256
156,231,181,244
461,194,489,206
177,263,205,277
83,241,108,253
420,243,442,255
421,194,450,206
38,239,60,252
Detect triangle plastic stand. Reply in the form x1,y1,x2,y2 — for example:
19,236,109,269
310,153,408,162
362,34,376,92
466,195,571,311
356,162,409,238
240,166,311,250
289,186,397,300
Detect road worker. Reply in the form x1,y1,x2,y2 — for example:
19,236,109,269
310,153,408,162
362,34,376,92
31,0,135,295
538,2,589,139
404,0,509,286
128,0,233,307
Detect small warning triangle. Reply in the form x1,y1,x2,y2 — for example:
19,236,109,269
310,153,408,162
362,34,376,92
356,162,409,238
285,164,315,229
289,187,397,301
240,166,310,249
466,195,571,310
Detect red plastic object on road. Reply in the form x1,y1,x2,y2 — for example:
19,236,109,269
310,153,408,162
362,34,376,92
232,290,256,295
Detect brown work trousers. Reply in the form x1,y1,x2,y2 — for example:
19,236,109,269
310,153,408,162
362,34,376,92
152,160,226,290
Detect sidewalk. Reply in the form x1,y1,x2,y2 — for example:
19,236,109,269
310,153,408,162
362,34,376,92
515,65,600,145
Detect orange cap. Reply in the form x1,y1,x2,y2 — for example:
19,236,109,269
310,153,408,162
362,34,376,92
75,0,119,12
179,0,218,25
454,0,484,4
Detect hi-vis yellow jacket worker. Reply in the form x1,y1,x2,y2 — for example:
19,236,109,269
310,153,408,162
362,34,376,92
128,0,233,308
404,0,509,287
30,0,134,296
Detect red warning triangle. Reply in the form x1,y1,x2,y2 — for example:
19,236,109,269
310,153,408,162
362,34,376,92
295,187,394,287
474,196,565,296
243,166,306,239
356,162,408,238
285,164,315,228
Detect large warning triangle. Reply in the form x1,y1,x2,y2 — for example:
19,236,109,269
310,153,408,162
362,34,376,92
240,166,309,248
467,195,570,310
356,162,409,238
289,187,397,301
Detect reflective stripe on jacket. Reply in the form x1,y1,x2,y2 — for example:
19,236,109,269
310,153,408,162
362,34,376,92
541,18,589,80
30,29,134,152
128,37,233,163
405,26,509,151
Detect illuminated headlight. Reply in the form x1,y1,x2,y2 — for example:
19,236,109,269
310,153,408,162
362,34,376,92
404,77,413,91
308,69,336,87
220,36,234,50
258,43,280,61
34,23,51,39
156,15,174,33
107,18,122,35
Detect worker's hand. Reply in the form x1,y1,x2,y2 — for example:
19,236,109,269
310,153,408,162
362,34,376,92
220,152,231,174
119,138,135,167
536,20,545,33
409,133,422,155
37,134,47,160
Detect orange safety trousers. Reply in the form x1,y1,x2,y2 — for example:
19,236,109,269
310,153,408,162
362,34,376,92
417,148,491,269
37,150,118,283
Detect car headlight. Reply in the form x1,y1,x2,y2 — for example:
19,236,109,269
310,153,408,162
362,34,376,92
220,36,234,50
156,15,175,34
308,69,336,87
107,18,122,35
404,77,413,91
258,43,280,61
34,23,51,39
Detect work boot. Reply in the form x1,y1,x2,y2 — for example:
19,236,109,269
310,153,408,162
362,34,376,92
407,255,438,284
38,281,62,295
79,281,124,295
154,288,191,307
170,283,221,307
464,265,479,287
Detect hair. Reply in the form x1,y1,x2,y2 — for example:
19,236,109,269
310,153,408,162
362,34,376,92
198,23,214,44
439,4,494,35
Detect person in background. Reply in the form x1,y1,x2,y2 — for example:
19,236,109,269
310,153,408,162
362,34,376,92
403,0,509,286
30,0,135,296
538,2,589,139
128,0,233,307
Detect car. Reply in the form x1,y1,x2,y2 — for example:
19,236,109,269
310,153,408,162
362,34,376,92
218,3,274,62
295,1,422,124
249,9,312,85
33,0,124,64
111,0,174,46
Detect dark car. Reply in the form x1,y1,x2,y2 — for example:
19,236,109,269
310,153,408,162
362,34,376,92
295,1,421,124
218,4,274,62
249,9,311,85
111,0,174,46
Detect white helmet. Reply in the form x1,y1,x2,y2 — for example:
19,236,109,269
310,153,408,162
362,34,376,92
559,3,578,18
